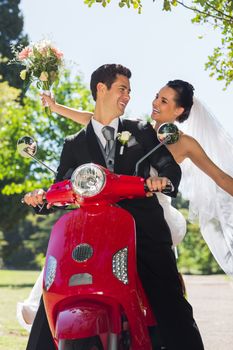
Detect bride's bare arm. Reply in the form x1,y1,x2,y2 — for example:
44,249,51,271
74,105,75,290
184,134,233,196
41,93,93,126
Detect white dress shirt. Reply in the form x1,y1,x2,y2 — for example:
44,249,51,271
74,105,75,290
91,117,119,147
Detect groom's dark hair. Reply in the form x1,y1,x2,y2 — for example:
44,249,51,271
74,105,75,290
90,64,131,101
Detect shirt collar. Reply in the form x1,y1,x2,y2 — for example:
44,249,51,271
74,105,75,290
91,117,119,146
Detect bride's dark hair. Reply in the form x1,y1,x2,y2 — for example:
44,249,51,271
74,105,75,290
167,79,194,123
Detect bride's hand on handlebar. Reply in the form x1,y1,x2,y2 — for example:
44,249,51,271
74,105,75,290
145,176,171,197
23,189,46,207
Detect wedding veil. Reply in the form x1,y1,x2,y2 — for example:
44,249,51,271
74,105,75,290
178,97,233,276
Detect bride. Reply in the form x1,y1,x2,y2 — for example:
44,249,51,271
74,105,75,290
17,79,233,331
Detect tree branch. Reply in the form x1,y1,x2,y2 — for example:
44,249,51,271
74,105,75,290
177,1,233,25
205,1,233,21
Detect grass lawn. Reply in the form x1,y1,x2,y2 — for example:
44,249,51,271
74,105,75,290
0,270,40,350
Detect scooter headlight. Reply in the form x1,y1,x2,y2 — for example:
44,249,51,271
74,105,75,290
71,163,106,197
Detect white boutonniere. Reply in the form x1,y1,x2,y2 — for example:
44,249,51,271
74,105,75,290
117,131,132,155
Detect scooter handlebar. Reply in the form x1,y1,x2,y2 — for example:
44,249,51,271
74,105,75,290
144,183,173,195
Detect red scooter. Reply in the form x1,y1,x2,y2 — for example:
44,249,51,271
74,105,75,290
18,123,179,350
44,163,158,350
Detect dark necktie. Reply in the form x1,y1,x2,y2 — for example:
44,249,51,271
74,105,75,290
101,126,115,156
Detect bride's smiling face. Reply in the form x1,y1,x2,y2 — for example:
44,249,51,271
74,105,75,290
151,86,184,123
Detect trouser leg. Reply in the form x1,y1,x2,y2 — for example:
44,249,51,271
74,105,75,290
137,240,204,350
26,298,55,350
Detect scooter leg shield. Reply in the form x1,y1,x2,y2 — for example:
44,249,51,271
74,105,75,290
55,305,110,340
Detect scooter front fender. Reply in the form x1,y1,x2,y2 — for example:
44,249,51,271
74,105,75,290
55,303,110,340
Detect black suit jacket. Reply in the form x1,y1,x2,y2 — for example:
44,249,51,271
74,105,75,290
57,119,180,185
52,119,181,244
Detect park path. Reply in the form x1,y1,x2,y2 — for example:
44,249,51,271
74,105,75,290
184,275,233,350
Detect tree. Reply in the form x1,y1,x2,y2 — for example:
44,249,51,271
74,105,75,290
0,69,94,268
83,0,233,88
0,0,29,89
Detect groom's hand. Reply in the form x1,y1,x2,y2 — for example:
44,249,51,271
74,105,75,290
145,176,172,196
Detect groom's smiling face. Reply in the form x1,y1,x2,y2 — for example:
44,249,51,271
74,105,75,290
102,74,131,117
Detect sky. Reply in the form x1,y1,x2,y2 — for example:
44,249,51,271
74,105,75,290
20,0,233,137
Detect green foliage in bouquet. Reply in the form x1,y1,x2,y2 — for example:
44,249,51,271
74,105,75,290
9,39,64,115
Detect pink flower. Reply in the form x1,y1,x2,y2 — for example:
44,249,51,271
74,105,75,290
18,47,32,61
51,47,63,60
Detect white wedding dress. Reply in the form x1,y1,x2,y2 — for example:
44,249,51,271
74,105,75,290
178,97,233,276
17,267,44,332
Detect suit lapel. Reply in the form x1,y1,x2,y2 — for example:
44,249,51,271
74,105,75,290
86,122,107,167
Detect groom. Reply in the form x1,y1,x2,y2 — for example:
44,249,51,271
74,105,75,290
24,64,204,350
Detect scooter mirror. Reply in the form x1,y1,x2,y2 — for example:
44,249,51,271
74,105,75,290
157,123,179,145
17,136,57,175
134,123,180,176
17,136,37,158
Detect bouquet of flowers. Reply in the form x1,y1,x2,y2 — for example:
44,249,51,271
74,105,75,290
10,39,64,115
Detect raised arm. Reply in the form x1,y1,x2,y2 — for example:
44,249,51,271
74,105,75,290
41,93,93,126
184,134,233,196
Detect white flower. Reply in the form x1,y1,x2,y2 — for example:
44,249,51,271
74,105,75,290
39,71,49,81
20,69,27,80
117,131,132,155
117,131,132,145
35,39,52,51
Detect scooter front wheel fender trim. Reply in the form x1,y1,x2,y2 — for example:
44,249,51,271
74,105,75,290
55,305,110,339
